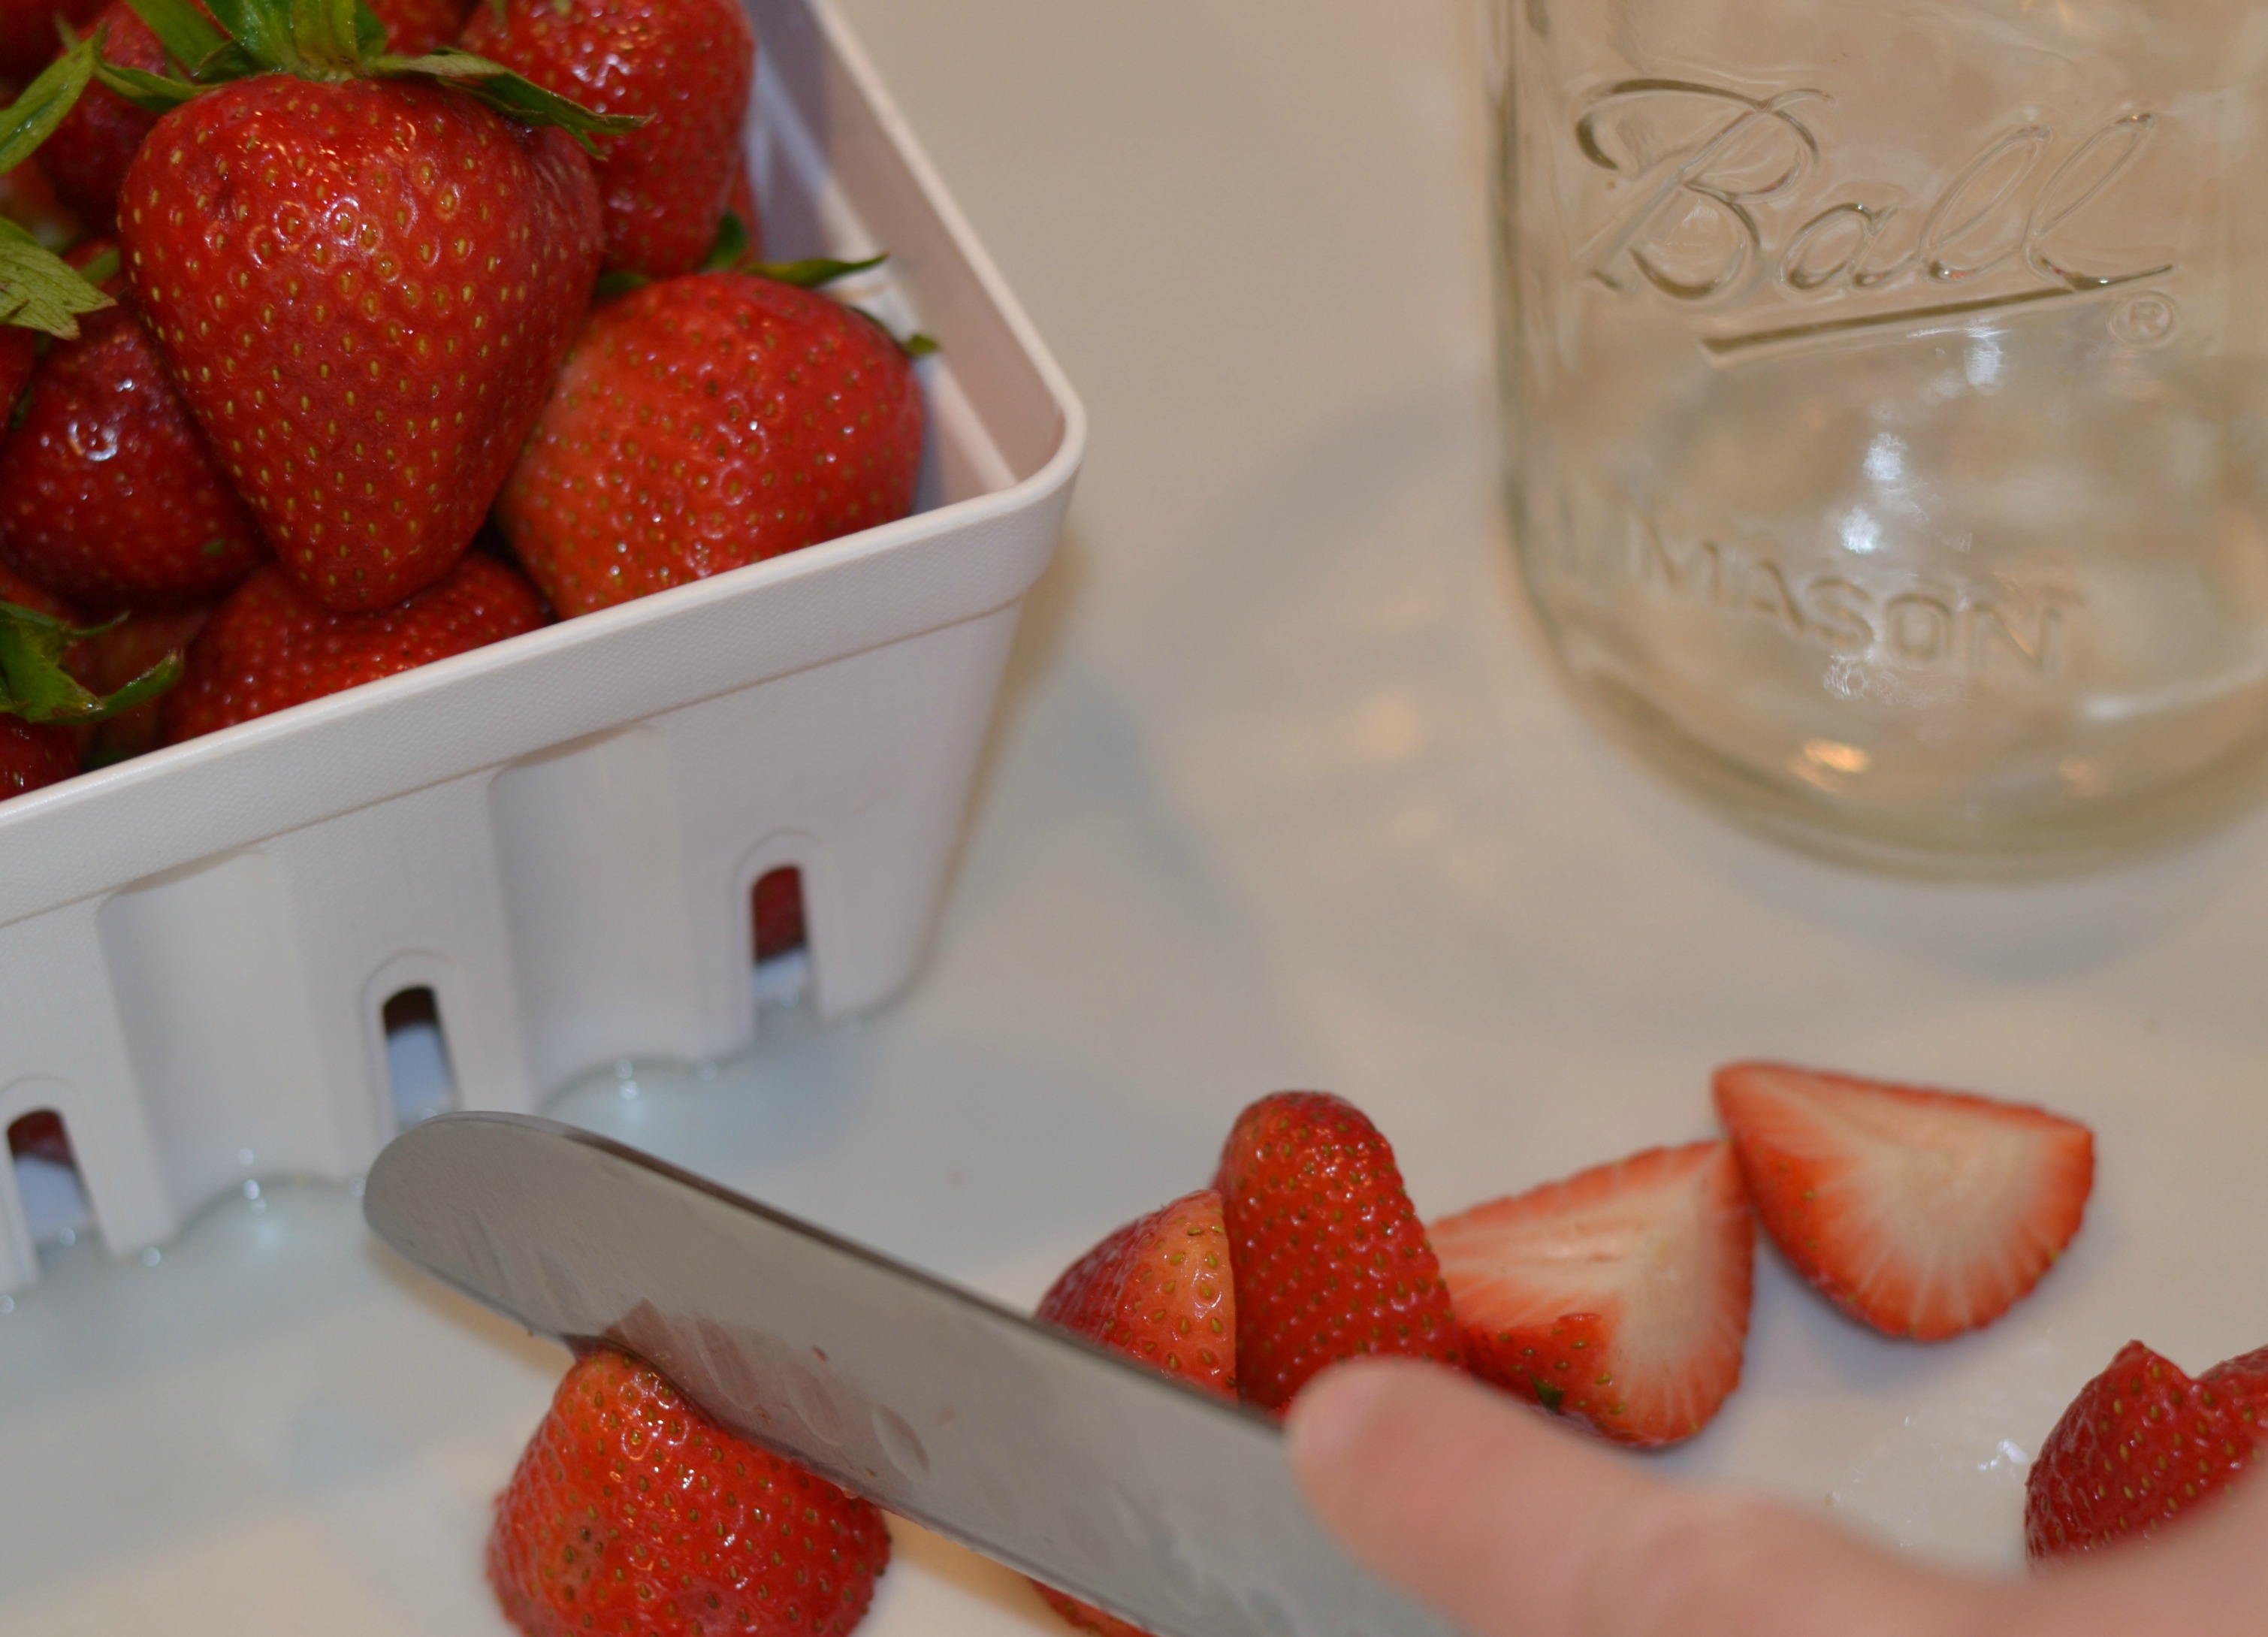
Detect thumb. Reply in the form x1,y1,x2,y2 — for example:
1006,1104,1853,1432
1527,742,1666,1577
1285,1358,2000,1637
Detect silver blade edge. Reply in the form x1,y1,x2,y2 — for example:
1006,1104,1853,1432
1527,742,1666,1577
363,1111,1459,1637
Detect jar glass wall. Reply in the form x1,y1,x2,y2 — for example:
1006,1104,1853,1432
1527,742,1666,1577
1489,0,2268,874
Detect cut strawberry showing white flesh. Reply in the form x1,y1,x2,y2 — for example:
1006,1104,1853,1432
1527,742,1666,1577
1430,1140,1754,1448
1713,1062,2094,1342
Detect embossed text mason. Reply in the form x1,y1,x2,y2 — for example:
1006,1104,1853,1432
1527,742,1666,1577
1489,0,2268,873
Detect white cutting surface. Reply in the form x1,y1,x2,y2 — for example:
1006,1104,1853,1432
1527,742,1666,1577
9,0,2268,1629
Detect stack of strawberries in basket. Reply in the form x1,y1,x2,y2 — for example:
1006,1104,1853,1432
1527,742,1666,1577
0,0,927,800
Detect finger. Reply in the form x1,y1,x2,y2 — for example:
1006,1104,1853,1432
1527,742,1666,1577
1287,1358,2004,1637
2007,1464,2268,1637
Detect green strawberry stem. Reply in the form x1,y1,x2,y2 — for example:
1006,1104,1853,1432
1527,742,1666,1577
111,0,641,150
0,601,182,723
0,40,119,337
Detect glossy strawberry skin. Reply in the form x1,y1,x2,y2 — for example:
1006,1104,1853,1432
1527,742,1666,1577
461,0,754,278
489,1349,891,1637
2026,1340,2268,1560
0,0,104,81
120,76,602,612
0,272,267,612
1714,1062,2094,1341
497,271,924,616
41,0,168,232
1213,1092,1463,1413
159,554,546,741
1433,1142,1754,1448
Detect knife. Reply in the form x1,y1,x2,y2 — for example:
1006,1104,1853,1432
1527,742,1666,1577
361,1111,1460,1637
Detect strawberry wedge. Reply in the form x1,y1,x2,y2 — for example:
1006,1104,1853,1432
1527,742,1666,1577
1030,1189,1236,1637
1714,1062,2094,1341
1432,1141,1753,1447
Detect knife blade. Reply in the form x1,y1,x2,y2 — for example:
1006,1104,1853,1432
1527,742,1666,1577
361,1111,1460,1637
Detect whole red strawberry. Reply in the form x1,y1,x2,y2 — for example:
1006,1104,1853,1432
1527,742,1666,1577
40,2,168,231
1028,1188,1237,1637
1213,1092,1463,1413
159,554,546,741
122,74,604,610
0,243,267,611
489,1348,891,1637
461,0,754,278
498,271,925,616
2026,1340,2268,1560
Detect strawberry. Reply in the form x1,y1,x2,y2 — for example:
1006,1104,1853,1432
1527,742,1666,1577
1430,1142,1754,1447
103,0,631,612
1212,1092,1462,1413
1714,1062,2094,1340
40,1,166,231
0,321,32,416
70,600,208,759
489,1348,890,1637
159,553,545,741
724,154,763,264
497,270,925,615
460,0,755,279
1,711,77,795
4,567,180,785
2025,1340,2268,1560
366,0,473,56
0,240,267,610
0,0,103,81
1037,1187,1238,1399
1028,1188,1236,1637
752,864,805,961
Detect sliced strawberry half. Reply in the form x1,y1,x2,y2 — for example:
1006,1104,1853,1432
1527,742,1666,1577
1431,1140,1753,1447
1714,1062,2094,1341
2026,1340,2268,1560
1030,1188,1236,1636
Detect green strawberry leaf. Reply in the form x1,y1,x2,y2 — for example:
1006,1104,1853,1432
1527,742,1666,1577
0,601,182,724
753,253,886,289
125,0,239,77
592,267,647,301
74,243,122,286
1530,1376,1566,1414
901,331,939,358
0,35,97,174
202,0,297,75
700,209,752,273
0,219,114,338
373,48,643,151
92,59,204,110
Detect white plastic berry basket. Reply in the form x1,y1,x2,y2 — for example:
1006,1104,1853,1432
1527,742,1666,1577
0,0,1085,1294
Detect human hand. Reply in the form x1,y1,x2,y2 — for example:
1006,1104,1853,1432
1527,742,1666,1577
1287,1358,2268,1637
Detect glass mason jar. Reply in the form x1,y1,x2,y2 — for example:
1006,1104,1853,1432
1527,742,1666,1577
1487,0,2268,874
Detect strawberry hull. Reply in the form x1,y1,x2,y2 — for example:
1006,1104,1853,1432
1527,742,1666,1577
0,0,1083,1294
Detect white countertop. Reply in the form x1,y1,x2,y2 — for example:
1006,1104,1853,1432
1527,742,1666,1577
8,0,2268,1629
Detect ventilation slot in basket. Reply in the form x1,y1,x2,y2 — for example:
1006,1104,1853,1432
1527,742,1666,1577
8,1110,91,1253
751,865,811,1007
382,987,458,1131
